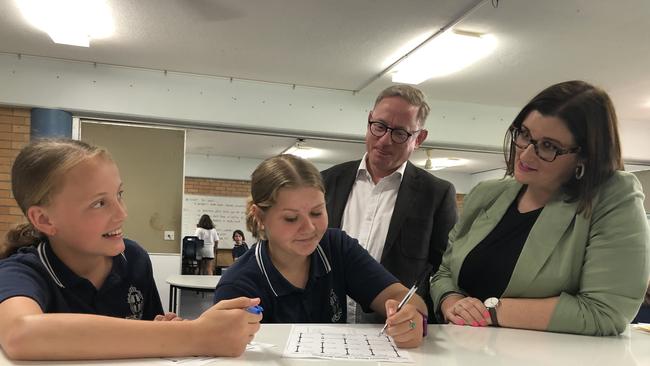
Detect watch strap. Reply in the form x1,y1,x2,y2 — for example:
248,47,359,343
417,309,428,337
488,306,499,327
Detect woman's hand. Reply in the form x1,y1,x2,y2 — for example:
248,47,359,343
384,300,423,348
192,297,263,357
441,294,490,327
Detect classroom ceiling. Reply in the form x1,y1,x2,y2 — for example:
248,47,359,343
1,0,648,169
185,129,505,174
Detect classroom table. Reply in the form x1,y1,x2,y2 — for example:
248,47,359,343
165,274,221,313
1,323,648,365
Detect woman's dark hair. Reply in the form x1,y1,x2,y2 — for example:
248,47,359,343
197,214,215,230
503,80,623,216
232,230,245,241
2,139,111,259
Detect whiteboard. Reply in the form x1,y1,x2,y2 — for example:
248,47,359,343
182,195,254,249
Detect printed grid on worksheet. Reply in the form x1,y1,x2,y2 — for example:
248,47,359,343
283,325,412,362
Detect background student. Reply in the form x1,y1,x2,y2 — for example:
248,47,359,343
0,139,261,360
231,229,249,261
215,154,428,348
195,214,220,275
430,80,649,336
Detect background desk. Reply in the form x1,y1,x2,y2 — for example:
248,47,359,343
165,275,220,313
1,324,649,365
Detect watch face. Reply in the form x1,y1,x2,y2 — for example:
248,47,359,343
484,297,499,308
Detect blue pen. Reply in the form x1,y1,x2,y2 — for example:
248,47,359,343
246,305,264,314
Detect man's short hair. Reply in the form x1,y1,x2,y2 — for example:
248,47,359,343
374,85,431,126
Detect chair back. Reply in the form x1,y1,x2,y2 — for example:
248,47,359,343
181,236,205,274
182,236,201,260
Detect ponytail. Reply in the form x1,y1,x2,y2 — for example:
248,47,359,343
245,197,266,240
3,138,110,259
1,222,43,259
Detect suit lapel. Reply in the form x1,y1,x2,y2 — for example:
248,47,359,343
327,161,359,228
503,196,578,296
381,163,419,261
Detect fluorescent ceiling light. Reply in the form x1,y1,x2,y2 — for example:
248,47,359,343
16,0,114,47
381,31,434,69
283,139,322,160
425,157,467,171
391,30,497,85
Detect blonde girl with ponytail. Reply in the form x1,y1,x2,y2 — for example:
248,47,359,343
0,139,261,360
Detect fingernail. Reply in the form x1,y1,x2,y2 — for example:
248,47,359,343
479,319,487,326
458,319,465,326
483,311,490,318
471,321,478,327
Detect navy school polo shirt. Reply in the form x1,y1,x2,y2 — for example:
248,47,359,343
0,239,163,320
214,228,399,323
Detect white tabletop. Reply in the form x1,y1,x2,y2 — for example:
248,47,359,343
1,324,649,365
165,275,221,290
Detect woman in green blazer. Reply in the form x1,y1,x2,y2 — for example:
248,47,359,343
430,80,649,336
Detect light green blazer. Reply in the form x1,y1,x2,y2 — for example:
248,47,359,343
430,171,649,336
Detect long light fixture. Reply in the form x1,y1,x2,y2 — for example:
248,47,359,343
391,30,497,85
283,139,321,160
424,149,467,171
426,158,467,171
16,0,114,47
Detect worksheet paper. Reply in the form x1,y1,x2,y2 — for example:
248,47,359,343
159,342,275,365
282,325,413,362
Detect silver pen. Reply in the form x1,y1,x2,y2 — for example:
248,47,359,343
379,284,418,335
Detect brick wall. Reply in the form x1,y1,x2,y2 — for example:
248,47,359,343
0,107,30,241
184,177,250,197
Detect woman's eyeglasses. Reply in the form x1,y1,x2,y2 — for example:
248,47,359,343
511,126,580,162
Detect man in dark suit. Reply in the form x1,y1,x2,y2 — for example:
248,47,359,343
321,85,457,323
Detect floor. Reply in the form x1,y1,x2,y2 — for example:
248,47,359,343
177,289,215,319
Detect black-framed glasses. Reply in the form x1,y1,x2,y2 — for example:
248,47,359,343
368,120,420,144
511,126,581,162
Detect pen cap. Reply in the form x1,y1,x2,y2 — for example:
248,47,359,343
246,305,264,314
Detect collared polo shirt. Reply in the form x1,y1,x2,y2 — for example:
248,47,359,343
0,239,163,320
214,228,398,323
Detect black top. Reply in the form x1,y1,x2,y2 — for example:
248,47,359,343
231,242,249,260
0,239,163,320
458,198,542,301
214,228,399,323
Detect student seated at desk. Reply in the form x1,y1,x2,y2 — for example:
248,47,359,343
0,139,262,361
214,154,427,349
430,80,649,336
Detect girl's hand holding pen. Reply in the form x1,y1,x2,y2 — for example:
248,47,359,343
193,297,263,357
384,300,424,348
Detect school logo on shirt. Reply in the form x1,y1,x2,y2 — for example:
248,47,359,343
126,285,144,320
329,289,342,322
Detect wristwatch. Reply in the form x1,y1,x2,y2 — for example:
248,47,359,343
483,297,500,327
